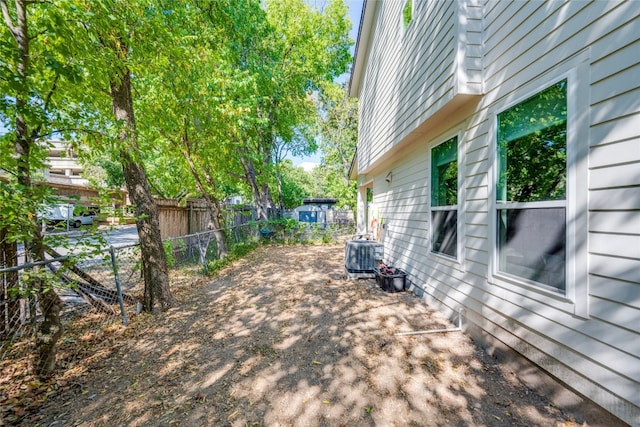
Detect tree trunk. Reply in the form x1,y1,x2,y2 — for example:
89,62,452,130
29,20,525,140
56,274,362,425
202,194,228,259
0,229,20,336
110,67,174,313
262,183,276,218
2,0,63,377
180,146,229,259
275,164,285,216
239,155,270,220
31,257,63,376
19,146,63,377
21,140,63,378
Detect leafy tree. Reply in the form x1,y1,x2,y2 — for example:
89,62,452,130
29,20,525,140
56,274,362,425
137,0,272,258
59,0,177,312
273,130,317,214
236,0,353,219
79,151,125,191
0,0,73,375
315,83,358,211
278,161,316,208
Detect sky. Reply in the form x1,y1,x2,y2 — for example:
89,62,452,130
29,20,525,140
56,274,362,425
289,0,363,171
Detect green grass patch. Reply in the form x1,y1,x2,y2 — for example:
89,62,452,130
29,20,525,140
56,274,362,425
205,241,259,276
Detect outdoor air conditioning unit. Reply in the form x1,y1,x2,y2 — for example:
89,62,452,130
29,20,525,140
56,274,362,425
345,240,383,279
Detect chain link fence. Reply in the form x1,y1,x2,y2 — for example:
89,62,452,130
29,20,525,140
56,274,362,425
0,221,354,373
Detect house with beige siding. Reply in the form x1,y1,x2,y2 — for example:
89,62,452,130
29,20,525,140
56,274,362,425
348,1,639,424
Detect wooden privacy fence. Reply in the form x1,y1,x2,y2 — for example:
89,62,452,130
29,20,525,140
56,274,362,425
156,199,258,239
156,199,210,239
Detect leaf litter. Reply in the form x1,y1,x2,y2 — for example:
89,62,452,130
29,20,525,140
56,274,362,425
1,244,593,426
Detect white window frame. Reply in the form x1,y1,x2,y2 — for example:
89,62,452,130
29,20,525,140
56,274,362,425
488,62,589,318
429,134,461,261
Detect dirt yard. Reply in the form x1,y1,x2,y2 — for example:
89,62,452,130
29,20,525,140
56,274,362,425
7,244,593,426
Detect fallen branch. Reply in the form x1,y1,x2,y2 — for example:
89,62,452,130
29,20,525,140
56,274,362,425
44,245,138,305
56,271,116,315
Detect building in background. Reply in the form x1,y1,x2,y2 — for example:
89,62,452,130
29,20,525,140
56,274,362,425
43,140,88,187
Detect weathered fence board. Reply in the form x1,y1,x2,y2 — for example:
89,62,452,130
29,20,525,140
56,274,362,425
156,199,210,239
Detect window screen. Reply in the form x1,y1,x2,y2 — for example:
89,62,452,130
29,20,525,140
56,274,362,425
498,207,566,290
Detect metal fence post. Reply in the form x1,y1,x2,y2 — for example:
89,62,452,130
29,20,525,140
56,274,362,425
195,232,207,273
109,245,128,326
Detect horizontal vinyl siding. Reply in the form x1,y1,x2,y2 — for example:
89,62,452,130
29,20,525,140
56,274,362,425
591,187,640,210
590,139,640,168
591,162,640,189
357,2,397,171
374,144,430,271
460,0,483,93
590,211,640,235
586,5,640,393
355,0,640,423
357,0,482,173
359,0,456,170
590,275,640,310
463,114,491,284
483,1,632,106
484,1,640,420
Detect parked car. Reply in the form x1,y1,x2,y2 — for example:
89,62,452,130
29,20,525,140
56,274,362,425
40,203,99,229
71,206,99,228
39,203,74,228
72,211,97,227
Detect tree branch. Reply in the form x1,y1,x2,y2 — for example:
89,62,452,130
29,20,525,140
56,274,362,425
0,0,18,39
31,73,60,140
147,179,167,199
37,127,107,140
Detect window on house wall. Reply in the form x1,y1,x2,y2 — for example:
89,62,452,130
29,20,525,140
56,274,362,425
431,136,458,258
402,0,413,30
496,80,567,292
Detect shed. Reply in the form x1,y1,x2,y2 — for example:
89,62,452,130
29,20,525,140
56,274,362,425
292,204,324,224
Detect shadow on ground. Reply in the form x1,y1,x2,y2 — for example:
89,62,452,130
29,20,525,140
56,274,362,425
28,245,582,426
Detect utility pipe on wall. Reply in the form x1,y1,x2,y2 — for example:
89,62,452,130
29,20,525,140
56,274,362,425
395,307,463,337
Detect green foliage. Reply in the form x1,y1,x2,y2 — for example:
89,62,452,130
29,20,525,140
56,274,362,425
0,1,85,139
314,83,358,212
252,218,305,243
132,1,269,206
497,80,567,203
2,0,356,255
1,0,85,260
431,137,457,207
17,268,59,298
300,223,339,245
206,241,259,276
93,156,126,189
278,161,316,208
0,181,48,244
250,218,342,245
403,0,413,29
244,0,353,214
268,217,298,230
163,241,176,269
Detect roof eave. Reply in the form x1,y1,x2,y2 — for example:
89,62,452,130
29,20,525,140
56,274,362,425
348,0,376,98
348,147,358,180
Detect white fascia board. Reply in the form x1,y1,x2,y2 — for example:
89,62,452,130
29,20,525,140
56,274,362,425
348,0,377,98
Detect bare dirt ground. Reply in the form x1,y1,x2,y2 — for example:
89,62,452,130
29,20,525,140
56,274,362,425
6,244,592,426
